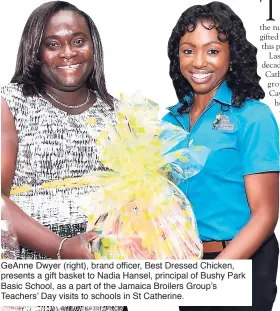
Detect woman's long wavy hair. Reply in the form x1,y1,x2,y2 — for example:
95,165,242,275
168,1,265,114
11,1,113,108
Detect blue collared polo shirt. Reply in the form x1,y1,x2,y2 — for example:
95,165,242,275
163,81,280,241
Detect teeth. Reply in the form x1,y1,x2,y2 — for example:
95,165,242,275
192,73,212,79
69,64,80,69
58,64,81,69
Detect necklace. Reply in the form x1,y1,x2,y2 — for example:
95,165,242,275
189,114,192,132
189,99,194,131
45,89,91,109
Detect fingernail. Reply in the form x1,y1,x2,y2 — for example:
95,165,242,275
92,226,103,235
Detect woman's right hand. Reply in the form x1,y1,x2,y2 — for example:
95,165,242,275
59,231,100,259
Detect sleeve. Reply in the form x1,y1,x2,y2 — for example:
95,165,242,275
238,104,280,175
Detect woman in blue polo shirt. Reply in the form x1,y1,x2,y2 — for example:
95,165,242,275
163,2,279,311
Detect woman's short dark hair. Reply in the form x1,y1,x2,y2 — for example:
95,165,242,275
11,0,113,108
168,1,265,114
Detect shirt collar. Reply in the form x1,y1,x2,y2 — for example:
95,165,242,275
212,80,233,106
168,81,233,115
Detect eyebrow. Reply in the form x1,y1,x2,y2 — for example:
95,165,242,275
180,40,222,48
43,32,87,40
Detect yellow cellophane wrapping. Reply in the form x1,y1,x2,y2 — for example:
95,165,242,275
81,93,209,260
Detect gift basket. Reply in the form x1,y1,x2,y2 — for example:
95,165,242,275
65,93,209,260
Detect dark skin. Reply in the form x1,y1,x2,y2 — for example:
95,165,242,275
40,10,96,114
179,21,279,259
179,21,230,129
1,10,101,259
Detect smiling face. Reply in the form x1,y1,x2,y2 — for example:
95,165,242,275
179,20,230,96
40,10,94,91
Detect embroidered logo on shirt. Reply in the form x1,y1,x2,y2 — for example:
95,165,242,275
212,114,223,130
212,114,235,131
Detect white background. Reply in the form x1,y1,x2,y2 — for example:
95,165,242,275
0,1,279,310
